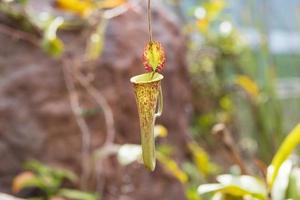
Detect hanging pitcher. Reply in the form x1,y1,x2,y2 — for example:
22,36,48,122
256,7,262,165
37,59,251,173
130,72,163,171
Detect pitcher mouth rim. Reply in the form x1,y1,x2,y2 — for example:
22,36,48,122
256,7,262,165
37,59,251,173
130,72,164,84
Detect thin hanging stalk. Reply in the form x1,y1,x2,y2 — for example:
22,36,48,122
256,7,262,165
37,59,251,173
147,0,153,43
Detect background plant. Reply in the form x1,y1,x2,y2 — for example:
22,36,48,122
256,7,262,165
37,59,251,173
12,160,98,200
187,0,286,163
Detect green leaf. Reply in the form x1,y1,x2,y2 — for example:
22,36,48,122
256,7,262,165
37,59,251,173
267,123,300,188
42,38,64,57
24,159,78,191
218,175,266,197
24,160,49,175
12,172,45,193
42,17,64,57
198,184,265,200
157,144,173,157
25,160,78,182
186,186,203,200
157,152,188,184
58,189,98,200
198,175,267,200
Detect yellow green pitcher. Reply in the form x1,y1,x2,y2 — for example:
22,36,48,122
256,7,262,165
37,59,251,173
130,72,163,171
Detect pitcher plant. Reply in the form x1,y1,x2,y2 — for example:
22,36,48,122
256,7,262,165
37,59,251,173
130,0,166,171
130,73,163,170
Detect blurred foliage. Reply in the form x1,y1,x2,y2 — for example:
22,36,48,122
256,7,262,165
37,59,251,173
41,17,64,57
157,152,189,184
235,75,259,100
198,174,266,200
197,123,300,200
184,1,300,199
12,160,98,200
92,121,300,200
188,0,254,143
188,142,219,177
267,123,300,188
188,0,284,163
0,0,127,58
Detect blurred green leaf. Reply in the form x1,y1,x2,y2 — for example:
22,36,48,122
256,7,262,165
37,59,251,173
198,184,265,200
157,152,188,184
198,175,266,199
42,38,64,57
219,95,233,111
286,168,300,199
157,144,173,156
197,114,215,129
58,189,98,200
235,75,260,99
186,186,203,200
42,17,64,57
188,142,219,176
23,161,62,194
12,171,44,193
267,123,300,188
25,160,78,183
217,174,266,195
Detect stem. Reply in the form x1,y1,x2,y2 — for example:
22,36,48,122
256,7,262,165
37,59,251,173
147,0,153,42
